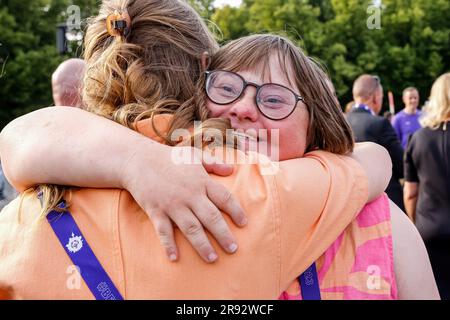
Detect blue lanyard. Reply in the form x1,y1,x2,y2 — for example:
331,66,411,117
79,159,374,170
44,198,318,300
46,201,124,300
298,263,321,300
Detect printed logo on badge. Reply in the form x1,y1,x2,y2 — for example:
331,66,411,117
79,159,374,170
66,232,83,253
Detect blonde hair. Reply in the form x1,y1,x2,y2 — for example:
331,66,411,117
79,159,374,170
200,34,354,154
420,73,450,129
36,0,219,217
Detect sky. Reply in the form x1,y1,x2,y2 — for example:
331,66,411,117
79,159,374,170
214,0,242,7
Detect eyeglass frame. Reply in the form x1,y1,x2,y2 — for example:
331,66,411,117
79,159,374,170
204,70,306,121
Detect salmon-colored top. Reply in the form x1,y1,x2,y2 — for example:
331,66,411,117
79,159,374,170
0,115,368,299
280,193,398,300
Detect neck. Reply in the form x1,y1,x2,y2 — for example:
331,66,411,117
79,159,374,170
404,107,417,114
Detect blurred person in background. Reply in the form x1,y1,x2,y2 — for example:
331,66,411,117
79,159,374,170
383,111,393,122
404,73,450,300
391,87,422,149
51,58,85,108
346,74,405,211
344,101,354,114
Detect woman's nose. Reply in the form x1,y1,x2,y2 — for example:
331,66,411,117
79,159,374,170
229,87,259,122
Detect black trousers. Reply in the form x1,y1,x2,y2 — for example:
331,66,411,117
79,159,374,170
425,237,450,300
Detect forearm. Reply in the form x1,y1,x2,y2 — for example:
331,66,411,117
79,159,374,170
350,142,392,202
391,200,440,299
0,107,169,191
380,120,404,179
404,182,418,222
404,198,417,222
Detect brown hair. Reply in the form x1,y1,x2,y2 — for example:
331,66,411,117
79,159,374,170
83,0,218,129
37,0,219,217
197,34,354,154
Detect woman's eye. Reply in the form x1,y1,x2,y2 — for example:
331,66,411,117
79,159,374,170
262,96,284,105
215,84,237,95
221,85,234,92
266,97,282,103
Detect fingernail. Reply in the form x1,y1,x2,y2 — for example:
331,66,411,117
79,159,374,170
208,252,218,262
228,243,238,253
169,253,178,262
240,217,248,226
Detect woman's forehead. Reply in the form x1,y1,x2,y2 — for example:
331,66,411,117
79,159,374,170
233,53,299,90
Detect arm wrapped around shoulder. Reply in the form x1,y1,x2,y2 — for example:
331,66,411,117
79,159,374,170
273,151,369,289
350,142,392,202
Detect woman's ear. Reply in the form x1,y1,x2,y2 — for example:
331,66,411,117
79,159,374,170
371,93,378,107
201,51,210,71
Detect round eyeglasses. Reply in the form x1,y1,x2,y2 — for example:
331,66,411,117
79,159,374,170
205,70,305,121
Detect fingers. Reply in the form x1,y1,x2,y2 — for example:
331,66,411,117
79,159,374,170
170,208,219,263
190,199,239,255
203,161,234,176
151,212,179,262
206,180,247,228
202,153,234,176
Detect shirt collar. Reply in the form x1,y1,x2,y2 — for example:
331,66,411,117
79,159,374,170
353,103,376,116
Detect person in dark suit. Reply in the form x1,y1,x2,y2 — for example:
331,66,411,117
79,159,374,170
346,74,405,210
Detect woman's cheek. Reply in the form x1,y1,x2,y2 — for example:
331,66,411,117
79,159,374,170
276,118,308,160
206,101,224,118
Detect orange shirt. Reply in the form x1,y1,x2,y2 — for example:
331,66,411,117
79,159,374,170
0,115,368,299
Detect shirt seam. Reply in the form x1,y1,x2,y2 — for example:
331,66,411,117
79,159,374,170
111,189,126,299
270,171,282,296
383,194,398,299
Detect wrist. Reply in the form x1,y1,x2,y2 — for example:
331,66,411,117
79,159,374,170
119,136,171,191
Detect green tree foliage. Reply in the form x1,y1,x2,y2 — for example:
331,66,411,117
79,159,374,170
188,0,215,19
0,0,98,129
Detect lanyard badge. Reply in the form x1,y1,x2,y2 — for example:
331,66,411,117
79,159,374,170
46,202,124,300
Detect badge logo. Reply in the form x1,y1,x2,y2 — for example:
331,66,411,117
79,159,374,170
66,232,83,253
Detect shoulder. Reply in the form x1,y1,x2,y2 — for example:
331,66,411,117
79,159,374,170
375,115,391,125
346,109,370,122
409,127,433,144
68,188,124,237
0,193,42,224
302,150,368,198
276,150,367,208
392,111,405,122
370,116,396,134
347,109,371,118
303,150,364,173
